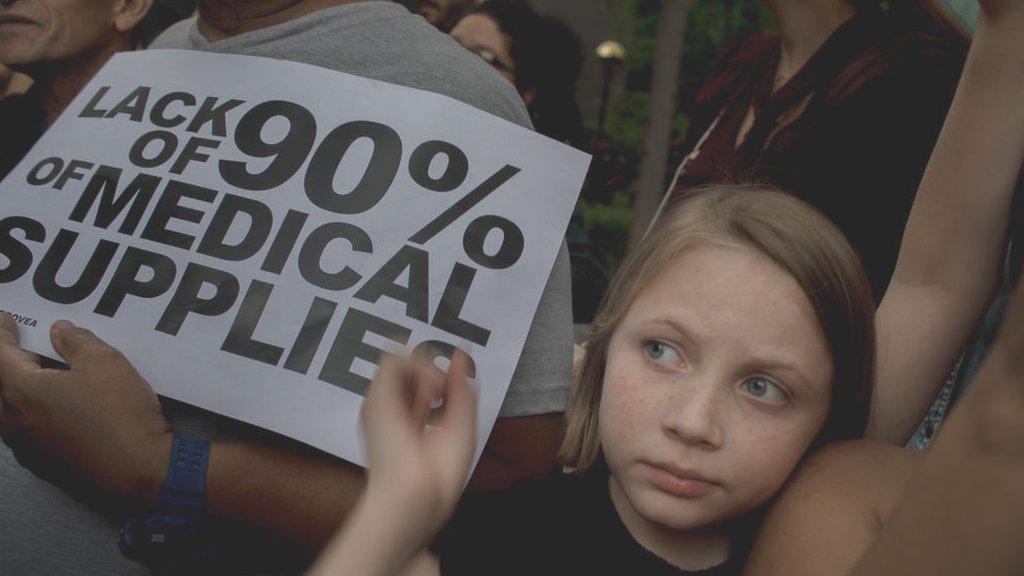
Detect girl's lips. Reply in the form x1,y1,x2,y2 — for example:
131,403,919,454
642,462,719,498
0,14,35,25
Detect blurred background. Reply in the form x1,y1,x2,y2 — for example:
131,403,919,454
402,0,979,271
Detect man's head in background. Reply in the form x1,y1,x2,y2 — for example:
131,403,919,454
415,0,474,32
0,0,153,79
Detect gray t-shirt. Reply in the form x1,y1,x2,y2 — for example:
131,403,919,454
0,3,572,574
149,1,573,419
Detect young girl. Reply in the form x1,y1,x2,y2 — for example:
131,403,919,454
310,1,1024,574
315,183,875,576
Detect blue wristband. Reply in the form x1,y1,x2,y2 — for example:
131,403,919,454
157,436,210,513
120,435,212,565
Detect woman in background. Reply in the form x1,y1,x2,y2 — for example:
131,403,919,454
451,0,587,148
452,1,610,322
663,0,969,301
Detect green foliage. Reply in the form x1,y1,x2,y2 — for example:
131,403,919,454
581,200,635,266
603,92,649,164
586,0,972,266
678,1,774,106
591,0,773,260
597,0,774,154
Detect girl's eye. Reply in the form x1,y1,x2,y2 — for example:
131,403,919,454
742,377,789,405
643,340,680,364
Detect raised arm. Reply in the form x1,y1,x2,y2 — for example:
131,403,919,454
747,274,1024,576
747,7,1024,574
852,172,1024,576
869,3,1024,443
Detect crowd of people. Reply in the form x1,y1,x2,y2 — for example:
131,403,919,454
0,0,1022,575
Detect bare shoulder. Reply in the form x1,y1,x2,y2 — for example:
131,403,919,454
787,440,921,520
743,440,923,576
400,552,440,576
798,439,919,484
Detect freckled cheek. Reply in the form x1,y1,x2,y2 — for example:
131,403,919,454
599,365,666,443
726,422,818,496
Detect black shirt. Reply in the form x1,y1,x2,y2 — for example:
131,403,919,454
432,466,742,575
0,86,46,182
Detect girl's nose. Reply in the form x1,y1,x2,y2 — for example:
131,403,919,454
661,377,725,449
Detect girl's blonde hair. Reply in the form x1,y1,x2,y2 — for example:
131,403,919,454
558,186,877,472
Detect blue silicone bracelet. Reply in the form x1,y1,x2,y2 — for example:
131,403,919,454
166,436,209,492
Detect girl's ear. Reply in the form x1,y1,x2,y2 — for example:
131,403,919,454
113,0,154,36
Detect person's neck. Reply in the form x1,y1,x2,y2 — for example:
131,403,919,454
36,39,127,125
767,0,857,81
196,0,371,41
608,476,732,571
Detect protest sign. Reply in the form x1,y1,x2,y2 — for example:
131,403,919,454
0,50,590,466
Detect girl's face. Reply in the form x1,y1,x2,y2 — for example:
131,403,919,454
599,244,833,532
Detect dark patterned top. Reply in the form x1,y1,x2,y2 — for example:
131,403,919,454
669,13,966,299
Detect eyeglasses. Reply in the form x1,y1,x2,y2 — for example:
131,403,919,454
469,48,515,78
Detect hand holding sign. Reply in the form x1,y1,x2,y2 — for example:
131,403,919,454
0,316,171,505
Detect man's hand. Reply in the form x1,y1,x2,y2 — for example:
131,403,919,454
0,316,172,505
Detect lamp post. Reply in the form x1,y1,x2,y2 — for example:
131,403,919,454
595,40,625,139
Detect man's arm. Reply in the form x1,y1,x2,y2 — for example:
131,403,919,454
0,247,572,552
0,315,359,551
0,315,564,552
202,413,562,551
468,413,562,492
203,442,364,551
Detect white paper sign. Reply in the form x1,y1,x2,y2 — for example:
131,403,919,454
0,50,590,466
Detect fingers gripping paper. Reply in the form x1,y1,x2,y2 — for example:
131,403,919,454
0,50,590,466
